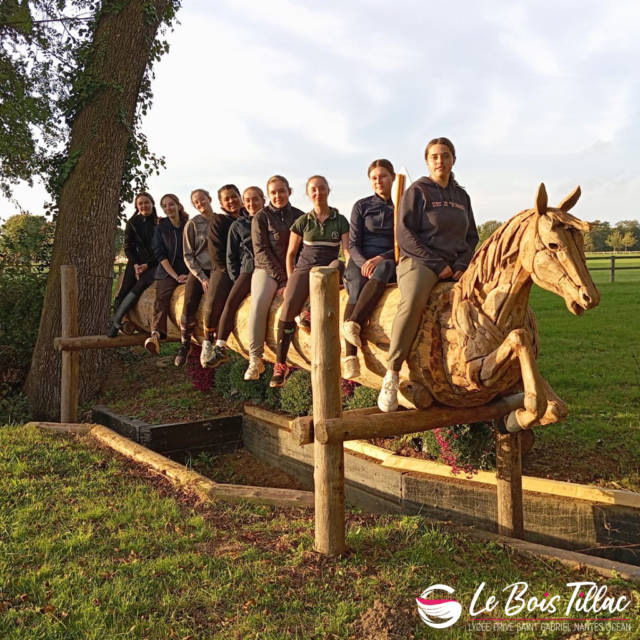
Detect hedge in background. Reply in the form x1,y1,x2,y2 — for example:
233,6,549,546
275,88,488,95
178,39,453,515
0,271,46,425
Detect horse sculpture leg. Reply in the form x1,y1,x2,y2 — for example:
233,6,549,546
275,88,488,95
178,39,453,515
480,328,547,430
538,378,568,425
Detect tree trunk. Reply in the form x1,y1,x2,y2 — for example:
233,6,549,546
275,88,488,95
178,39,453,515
25,0,172,419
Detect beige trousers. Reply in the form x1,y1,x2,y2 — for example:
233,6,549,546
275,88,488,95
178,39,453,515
387,257,439,372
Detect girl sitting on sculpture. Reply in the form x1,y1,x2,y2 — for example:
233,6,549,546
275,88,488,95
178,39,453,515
342,158,397,380
108,192,158,337
377,137,479,412
199,184,244,368
176,188,216,367
206,186,265,369
144,194,189,355
243,175,305,381
269,175,350,388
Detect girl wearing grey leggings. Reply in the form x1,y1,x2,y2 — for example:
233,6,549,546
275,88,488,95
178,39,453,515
378,137,479,412
244,176,304,380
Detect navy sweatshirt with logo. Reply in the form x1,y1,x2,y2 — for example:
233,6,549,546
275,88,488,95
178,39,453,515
348,193,395,267
396,176,478,275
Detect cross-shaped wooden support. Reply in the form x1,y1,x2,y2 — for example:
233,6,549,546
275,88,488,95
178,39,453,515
309,266,525,556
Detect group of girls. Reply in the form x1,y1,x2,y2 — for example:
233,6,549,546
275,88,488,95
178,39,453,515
110,136,478,411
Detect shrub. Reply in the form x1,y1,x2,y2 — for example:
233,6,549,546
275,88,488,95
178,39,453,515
279,368,312,417
344,384,377,410
433,422,496,476
184,345,214,392
0,271,46,417
0,384,31,426
213,353,280,408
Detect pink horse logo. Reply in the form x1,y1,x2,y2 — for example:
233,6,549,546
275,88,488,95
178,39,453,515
416,584,463,629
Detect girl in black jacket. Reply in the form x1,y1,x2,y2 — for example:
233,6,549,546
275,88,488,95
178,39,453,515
200,184,242,367
206,186,265,368
144,194,189,355
108,192,158,337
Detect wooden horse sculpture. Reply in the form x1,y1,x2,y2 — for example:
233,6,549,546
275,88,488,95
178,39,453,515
399,183,600,431
128,184,599,431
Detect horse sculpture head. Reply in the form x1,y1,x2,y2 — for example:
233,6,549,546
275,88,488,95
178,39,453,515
520,184,600,315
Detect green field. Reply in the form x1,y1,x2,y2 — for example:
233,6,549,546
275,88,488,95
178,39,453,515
587,255,640,284
528,278,640,489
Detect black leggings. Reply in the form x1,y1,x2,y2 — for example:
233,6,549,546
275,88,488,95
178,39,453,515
276,260,343,363
218,271,252,341
114,262,155,307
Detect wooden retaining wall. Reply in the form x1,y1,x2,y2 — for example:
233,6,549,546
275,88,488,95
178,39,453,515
91,405,243,461
242,406,640,566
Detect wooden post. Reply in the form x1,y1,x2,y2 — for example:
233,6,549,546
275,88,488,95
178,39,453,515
60,265,80,422
610,255,615,283
310,266,345,556
495,431,524,538
393,173,406,263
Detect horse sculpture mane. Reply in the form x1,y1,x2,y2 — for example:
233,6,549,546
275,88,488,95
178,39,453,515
127,183,599,432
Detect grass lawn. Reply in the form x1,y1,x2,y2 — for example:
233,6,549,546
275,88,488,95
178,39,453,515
1,424,638,640
527,278,640,491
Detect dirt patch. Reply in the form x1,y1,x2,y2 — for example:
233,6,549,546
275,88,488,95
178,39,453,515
350,599,416,640
193,448,311,492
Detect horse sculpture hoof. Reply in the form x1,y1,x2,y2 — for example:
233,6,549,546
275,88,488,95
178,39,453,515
398,380,434,410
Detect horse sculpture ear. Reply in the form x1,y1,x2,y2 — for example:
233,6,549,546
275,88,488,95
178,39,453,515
557,186,581,212
535,183,548,216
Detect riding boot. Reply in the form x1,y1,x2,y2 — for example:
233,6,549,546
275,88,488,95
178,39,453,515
350,278,386,326
107,291,138,337
343,303,357,357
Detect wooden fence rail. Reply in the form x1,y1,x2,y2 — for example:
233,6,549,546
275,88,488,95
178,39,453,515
587,254,640,282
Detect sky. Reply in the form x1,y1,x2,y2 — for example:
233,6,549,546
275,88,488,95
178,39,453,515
3,0,640,225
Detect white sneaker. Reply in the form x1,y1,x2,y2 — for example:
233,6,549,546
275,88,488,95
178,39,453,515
378,370,399,412
244,356,265,380
342,355,360,380
200,340,214,368
342,320,362,348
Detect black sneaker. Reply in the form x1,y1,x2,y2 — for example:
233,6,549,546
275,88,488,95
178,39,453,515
174,342,191,367
106,320,121,338
269,362,289,388
209,345,228,369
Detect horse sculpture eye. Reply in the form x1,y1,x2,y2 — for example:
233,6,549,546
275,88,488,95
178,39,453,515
548,242,559,250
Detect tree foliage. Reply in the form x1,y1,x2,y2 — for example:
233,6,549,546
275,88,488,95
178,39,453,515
606,229,624,252
477,220,502,247
0,213,54,272
621,231,637,252
0,0,172,212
